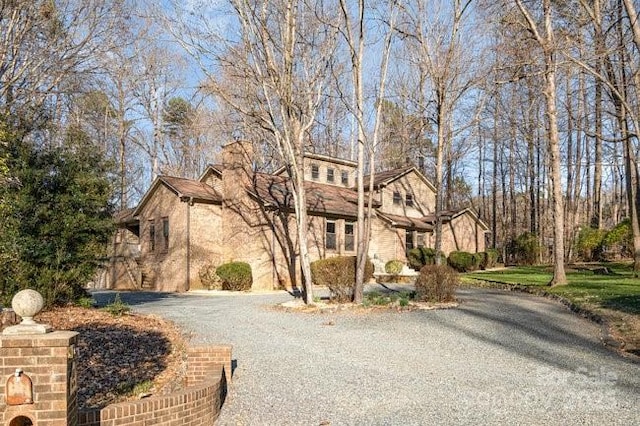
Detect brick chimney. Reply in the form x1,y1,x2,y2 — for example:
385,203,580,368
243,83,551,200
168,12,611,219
221,140,254,202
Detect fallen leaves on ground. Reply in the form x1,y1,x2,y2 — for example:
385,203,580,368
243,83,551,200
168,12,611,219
36,306,189,410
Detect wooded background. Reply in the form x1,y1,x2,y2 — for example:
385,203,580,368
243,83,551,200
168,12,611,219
2,0,640,298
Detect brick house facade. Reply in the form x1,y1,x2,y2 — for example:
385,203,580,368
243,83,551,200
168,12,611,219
104,141,488,292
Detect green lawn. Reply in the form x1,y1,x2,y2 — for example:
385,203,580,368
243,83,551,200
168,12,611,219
465,263,640,315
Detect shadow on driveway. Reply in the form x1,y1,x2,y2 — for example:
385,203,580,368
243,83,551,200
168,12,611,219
89,290,185,307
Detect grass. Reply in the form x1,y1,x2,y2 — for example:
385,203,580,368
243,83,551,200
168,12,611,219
465,262,640,315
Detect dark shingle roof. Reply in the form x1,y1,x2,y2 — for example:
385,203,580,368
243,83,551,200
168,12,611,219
250,173,379,217
361,166,414,189
377,212,433,230
159,176,222,203
114,208,136,225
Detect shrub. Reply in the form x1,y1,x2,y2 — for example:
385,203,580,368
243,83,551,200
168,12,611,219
102,293,130,316
414,264,459,303
484,249,499,268
198,263,223,290
407,248,425,270
216,261,253,291
472,250,499,270
310,256,374,302
507,232,540,265
602,219,633,259
447,251,476,272
474,252,487,270
575,227,607,261
407,247,446,270
385,260,404,274
76,296,96,309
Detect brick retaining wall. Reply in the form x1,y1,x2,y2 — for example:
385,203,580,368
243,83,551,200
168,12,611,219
0,331,79,426
77,344,232,426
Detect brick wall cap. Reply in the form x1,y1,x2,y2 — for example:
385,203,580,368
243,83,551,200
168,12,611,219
0,331,78,347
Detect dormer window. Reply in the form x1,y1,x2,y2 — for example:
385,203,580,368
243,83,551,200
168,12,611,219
393,191,401,205
406,193,414,207
341,171,349,186
311,164,319,180
327,168,335,183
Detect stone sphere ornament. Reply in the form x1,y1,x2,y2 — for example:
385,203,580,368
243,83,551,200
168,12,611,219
11,289,45,325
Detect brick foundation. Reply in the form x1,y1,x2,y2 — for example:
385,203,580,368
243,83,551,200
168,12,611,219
77,345,232,426
0,331,79,426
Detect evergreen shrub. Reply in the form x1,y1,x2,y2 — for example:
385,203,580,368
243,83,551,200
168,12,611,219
407,247,446,270
385,259,404,274
507,232,540,265
216,261,253,291
575,227,607,261
447,251,476,272
484,249,499,268
602,219,633,259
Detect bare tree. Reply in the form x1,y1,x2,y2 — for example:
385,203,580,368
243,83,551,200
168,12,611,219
510,0,567,285
166,0,341,303
0,0,125,117
337,0,400,303
396,0,480,264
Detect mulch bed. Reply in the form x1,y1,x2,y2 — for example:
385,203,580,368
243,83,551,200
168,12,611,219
36,307,189,410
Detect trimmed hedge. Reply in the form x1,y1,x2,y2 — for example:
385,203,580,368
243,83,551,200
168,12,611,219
447,251,478,272
310,256,374,302
415,264,459,302
407,247,446,270
385,260,404,274
216,261,253,291
484,249,499,268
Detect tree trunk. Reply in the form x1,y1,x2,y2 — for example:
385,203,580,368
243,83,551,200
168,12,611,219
514,0,566,284
294,174,315,303
592,0,604,228
434,99,446,264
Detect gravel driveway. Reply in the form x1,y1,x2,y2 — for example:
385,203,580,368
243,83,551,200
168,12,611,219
94,287,640,425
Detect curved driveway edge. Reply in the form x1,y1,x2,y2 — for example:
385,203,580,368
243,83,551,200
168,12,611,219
94,288,640,425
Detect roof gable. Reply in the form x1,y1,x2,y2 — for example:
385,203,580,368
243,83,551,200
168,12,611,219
363,166,437,192
133,175,222,217
198,164,224,182
422,208,490,231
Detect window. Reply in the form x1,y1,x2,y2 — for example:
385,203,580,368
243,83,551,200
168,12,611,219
393,191,401,205
326,220,337,250
341,171,349,186
406,193,414,207
405,230,414,251
417,231,426,248
162,217,169,251
311,164,319,180
149,220,156,252
345,221,355,251
327,168,335,183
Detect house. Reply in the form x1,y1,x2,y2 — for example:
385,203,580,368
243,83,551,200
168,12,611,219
103,141,488,292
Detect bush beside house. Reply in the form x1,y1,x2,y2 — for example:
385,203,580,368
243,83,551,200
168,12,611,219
385,260,404,274
311,256,374,302
407,247,446,270
215,262,253,291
